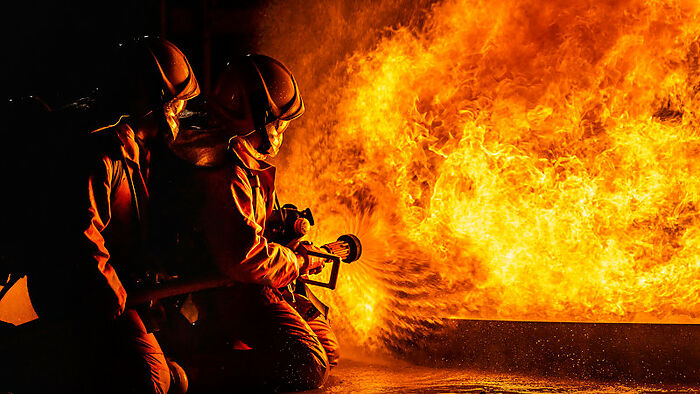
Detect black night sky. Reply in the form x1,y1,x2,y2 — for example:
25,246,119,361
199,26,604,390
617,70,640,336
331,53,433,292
2,0,268,107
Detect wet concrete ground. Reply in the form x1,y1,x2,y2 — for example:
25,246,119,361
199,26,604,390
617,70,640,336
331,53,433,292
3,282,699,392
311,356,700,393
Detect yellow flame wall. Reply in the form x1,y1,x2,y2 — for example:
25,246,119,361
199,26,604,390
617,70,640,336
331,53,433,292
259,0,700,346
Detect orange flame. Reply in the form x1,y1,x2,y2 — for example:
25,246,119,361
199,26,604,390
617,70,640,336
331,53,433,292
261,0,700,346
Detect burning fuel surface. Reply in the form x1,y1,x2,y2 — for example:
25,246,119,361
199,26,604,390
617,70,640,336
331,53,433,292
258,0,700,349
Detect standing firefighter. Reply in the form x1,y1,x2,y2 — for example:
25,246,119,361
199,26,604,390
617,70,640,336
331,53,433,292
150,54,339,392
0,36,199,393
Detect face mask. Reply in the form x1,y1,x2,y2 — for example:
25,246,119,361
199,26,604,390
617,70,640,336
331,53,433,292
163,99,187,139
261,119,289,158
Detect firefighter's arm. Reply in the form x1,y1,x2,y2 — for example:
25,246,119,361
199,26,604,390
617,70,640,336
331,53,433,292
77,157,127,318
291,241,327,275
204,167,302,288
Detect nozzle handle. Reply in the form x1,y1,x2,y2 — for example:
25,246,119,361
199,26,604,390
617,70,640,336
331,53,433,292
299,250,341,289
298,233,362,290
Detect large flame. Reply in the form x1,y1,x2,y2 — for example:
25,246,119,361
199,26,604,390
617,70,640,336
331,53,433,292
259,0,700,347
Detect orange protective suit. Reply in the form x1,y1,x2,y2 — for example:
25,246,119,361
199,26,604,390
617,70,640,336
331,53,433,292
151,132,339,392
3,124,170,394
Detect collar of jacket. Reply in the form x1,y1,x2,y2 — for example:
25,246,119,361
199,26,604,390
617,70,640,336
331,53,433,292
114,123,143,168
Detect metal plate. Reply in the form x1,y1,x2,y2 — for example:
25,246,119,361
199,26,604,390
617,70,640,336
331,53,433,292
390,319,700,384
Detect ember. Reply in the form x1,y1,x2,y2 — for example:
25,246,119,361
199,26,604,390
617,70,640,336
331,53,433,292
258,0,700,348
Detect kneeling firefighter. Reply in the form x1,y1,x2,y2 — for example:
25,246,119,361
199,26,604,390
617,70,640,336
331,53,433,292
149,54,339,392
0,36,199,394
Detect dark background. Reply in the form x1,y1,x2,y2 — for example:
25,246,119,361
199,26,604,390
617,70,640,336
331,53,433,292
2,0,269,107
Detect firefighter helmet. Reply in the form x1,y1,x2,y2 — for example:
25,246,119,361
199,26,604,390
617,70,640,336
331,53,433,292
208,54,304,142
98,36,200,121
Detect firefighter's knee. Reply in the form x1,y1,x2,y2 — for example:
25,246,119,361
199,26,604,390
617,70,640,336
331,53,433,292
306,317,340,368
283,344,329,390
166,359,188,394
275,341,330,391
326,343,340,368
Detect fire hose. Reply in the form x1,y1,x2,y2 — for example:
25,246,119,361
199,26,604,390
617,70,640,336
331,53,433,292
127,233,361,307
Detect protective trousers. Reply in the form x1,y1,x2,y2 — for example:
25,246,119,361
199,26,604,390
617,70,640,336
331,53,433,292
158,284,339,392
0,310,170,393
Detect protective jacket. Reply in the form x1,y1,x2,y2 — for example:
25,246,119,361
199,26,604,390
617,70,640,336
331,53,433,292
27,123,150,320
152,127,336,392
200,136,301,287
11,122,171,394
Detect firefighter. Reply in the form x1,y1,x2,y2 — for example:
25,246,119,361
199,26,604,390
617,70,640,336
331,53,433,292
0,36,199,393
150,54,339,392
